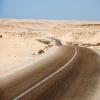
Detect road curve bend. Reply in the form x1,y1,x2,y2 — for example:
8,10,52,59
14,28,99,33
36,47,100,100
14,47,78,100
0,46,100,100
0,46,78,100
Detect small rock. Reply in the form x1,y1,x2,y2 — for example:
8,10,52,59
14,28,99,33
73,44,78,46
0,35,2,38
38,50,44,55
97,43,100,45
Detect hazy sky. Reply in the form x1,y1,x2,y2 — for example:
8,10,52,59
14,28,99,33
0,0,100,20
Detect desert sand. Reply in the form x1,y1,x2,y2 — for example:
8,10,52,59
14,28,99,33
0,19,100,74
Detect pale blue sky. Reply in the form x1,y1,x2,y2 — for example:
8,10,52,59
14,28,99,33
0,0,100,20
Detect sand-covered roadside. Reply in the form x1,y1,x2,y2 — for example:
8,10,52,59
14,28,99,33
0,19,100,74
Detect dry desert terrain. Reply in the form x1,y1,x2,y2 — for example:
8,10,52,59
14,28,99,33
0,19,100,100
0,19,100,73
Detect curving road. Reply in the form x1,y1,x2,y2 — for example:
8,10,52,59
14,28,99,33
0,46,77,100
0,45,100,100
36,47,100,100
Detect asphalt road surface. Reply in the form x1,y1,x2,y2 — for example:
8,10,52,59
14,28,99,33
0,46,100,100
36,47,100,100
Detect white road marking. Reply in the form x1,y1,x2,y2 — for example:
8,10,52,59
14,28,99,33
13,47,78,100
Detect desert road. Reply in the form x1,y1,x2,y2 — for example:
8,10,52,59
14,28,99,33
0,45,100,100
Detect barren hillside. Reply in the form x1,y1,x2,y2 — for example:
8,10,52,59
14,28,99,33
0,19,100,73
